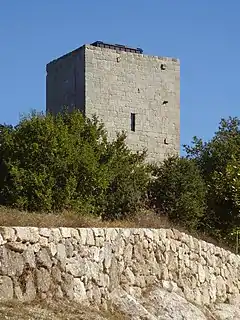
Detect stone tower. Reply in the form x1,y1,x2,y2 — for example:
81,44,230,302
46,41,180,163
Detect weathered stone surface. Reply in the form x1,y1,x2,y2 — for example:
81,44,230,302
56,243,66,270
47,44,180,163
52,266,62,284
65,239,74,258
86,229,95,246
0,226,238,317
23,247,36,269
36,268,51,293
73,278,88,304
60,227,72,238
109,256,119,291
78,229,88,245
109,288,157,320
92,228,105,238
141,287,209,320
39,236,48,247
6,241,27,253
36,248,52,269
15,273,36,302
103,243,112,270
211,303,240,320
51,228,61,243
0,276,13,300
61,273,74,299
14,227,39,243
0,247,24,277
91,284,102,305
39,228,51,238
0,227,16,242
66,257,84,277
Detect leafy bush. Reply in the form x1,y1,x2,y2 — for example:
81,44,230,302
148,156,206,230
100,133,150,220
184,117,240,239
0,110,150,219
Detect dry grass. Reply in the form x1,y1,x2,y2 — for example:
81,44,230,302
0,206,234,252
0,299,129,320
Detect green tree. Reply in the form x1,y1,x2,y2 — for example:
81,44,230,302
184,117,240,238
148,156,206,230
101,132,150,220
0,109,150,218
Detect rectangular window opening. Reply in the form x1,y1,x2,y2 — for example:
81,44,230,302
131,113,136,132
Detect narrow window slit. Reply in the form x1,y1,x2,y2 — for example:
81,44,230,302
131,113,136,132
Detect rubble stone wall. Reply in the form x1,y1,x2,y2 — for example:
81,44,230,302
0,227,239,307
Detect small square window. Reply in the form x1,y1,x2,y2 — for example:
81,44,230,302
131,113,136,132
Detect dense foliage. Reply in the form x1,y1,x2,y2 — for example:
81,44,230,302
0,110,150,220
184,117,240,242
149,156,206,230
0,110,239,249
148,117,240,249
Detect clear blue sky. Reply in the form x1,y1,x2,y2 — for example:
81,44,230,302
1,1,239,153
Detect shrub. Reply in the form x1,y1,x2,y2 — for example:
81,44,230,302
148,156,206,230
101,133,150,220
184,117,240,238
0,109,150,219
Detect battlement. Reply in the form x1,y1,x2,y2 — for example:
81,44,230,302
90,41,143,54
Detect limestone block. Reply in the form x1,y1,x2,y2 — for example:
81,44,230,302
86,229,95,246
15,273,36,302
65,239,74,258
32,242,41,253
145,229,154,241
61,273,74,299
39,236,48,247
0,276,13,300
0,227,16,242
59,227,72,238
51,265,62,284
78,228,87,245
124,267,135,285
6,241,27,253
51,228,62,243
48,242,57,257
198,263,206,283
133,242,143,262
39,228,51,237
124,243,133,264
73,278,89,304
23,246,36,269
95,236,105,247
158,228,167,241
0,248,24,277
92,228,105,238
14,227,39,243
114,237,125,257
36,248,52,269
91,284,101,305
56,243,66,263
105,228,118,242
216,275,227,301
36,268,51,293
103,243,112,270
71,228,80,239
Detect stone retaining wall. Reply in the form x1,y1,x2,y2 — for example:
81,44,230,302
0,227,239,307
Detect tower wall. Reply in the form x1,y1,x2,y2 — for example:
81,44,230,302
84,44,180,162
46,43,180,163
